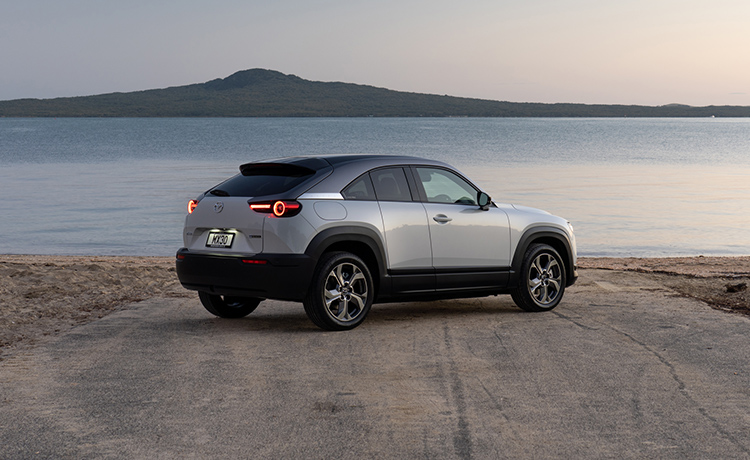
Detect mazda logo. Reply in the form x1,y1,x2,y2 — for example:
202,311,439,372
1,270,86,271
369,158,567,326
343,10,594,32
214,202,224,213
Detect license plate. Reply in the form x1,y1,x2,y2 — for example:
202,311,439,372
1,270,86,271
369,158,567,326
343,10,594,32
206,232,234,248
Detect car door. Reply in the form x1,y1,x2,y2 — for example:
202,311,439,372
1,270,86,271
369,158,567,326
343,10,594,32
368,167,434,293
413,166,511,290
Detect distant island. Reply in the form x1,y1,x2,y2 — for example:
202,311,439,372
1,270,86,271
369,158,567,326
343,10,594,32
1,69,748,117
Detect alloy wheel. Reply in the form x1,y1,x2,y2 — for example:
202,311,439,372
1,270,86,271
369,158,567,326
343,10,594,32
527,252,562,306
323,262,369,322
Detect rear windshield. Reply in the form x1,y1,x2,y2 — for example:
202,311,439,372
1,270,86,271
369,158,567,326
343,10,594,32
210,164,316,197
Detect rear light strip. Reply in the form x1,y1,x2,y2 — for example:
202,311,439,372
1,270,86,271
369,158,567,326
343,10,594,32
249,200,302,217
188,199,200,214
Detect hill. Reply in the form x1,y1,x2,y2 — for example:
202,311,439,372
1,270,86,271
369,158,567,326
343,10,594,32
1,69,749,117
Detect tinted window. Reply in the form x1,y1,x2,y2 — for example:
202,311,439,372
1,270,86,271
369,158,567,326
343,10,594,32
342,174,376,200
210,169,315,197
416,168,478,205
371,168,413,202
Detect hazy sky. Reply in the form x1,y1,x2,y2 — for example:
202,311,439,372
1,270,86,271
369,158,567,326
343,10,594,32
2,0,749,106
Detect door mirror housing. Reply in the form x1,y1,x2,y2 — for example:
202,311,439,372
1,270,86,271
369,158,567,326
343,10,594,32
478,191,491,210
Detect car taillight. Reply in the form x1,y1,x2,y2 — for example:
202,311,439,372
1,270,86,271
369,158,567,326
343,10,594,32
188,199,200,214
249,200,302,217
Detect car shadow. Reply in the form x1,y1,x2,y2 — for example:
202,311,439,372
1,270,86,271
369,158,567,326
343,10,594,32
174,295,523,334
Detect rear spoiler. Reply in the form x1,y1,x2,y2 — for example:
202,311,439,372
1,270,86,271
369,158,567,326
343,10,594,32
239,163,315,177
240,157,333,176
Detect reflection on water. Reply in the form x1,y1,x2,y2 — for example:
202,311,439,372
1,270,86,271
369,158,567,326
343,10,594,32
463,164,750,257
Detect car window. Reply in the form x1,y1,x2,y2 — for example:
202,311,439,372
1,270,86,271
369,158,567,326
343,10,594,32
370,168,413,202
210,164,317,197
210,172,314,197
416,167,478,205
342,174,376,200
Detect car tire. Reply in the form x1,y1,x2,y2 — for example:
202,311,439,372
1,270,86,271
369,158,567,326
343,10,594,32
511,243,566,312
303,251,374,331
198,291,262,318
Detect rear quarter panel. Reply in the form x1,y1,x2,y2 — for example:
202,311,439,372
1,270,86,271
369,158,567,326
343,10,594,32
263,199,386,257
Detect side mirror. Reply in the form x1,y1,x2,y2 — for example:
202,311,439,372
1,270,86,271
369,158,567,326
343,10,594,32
478,191,491,211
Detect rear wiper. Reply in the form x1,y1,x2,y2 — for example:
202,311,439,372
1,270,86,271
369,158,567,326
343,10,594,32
209,189,230,196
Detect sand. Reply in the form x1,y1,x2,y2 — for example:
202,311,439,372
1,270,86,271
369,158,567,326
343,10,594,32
579,256,750,316
1,254,748,358
0,255,190,356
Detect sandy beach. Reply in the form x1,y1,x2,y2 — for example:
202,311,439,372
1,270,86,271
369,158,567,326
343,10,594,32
0,255,191,356
1,254,748,358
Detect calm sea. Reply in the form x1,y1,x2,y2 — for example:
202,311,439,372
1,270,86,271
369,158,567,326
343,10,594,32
1,117,749,257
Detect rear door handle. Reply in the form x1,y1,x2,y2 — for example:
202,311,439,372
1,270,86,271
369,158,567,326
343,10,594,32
433,214,452,223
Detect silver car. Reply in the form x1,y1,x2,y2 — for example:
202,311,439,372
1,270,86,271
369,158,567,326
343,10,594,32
176,155,577,330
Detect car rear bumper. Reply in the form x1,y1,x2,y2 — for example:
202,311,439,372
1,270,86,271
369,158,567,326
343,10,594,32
175,248,315,301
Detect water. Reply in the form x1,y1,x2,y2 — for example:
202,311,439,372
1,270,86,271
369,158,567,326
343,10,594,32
1,117,749,257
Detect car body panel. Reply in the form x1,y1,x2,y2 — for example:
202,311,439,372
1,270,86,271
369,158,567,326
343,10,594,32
378,201,433,270
261,213,317,254
424,203,511,268
183,197,265,254
498,202,578,277
299,200,386,255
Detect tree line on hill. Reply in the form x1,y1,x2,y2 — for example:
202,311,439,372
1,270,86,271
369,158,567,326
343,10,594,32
1,69,748,118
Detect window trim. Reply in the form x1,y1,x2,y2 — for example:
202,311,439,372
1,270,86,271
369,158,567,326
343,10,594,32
409,165,482,205
341,165,486,205
344,166,417,203
341,172,377,201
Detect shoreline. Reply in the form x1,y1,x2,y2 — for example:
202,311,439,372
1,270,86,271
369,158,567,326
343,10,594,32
578,255,750,277
3,253,750,275
1,255,748,358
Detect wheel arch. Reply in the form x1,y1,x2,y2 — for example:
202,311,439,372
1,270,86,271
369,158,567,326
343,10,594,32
511,226,576,287
304,226,387,294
